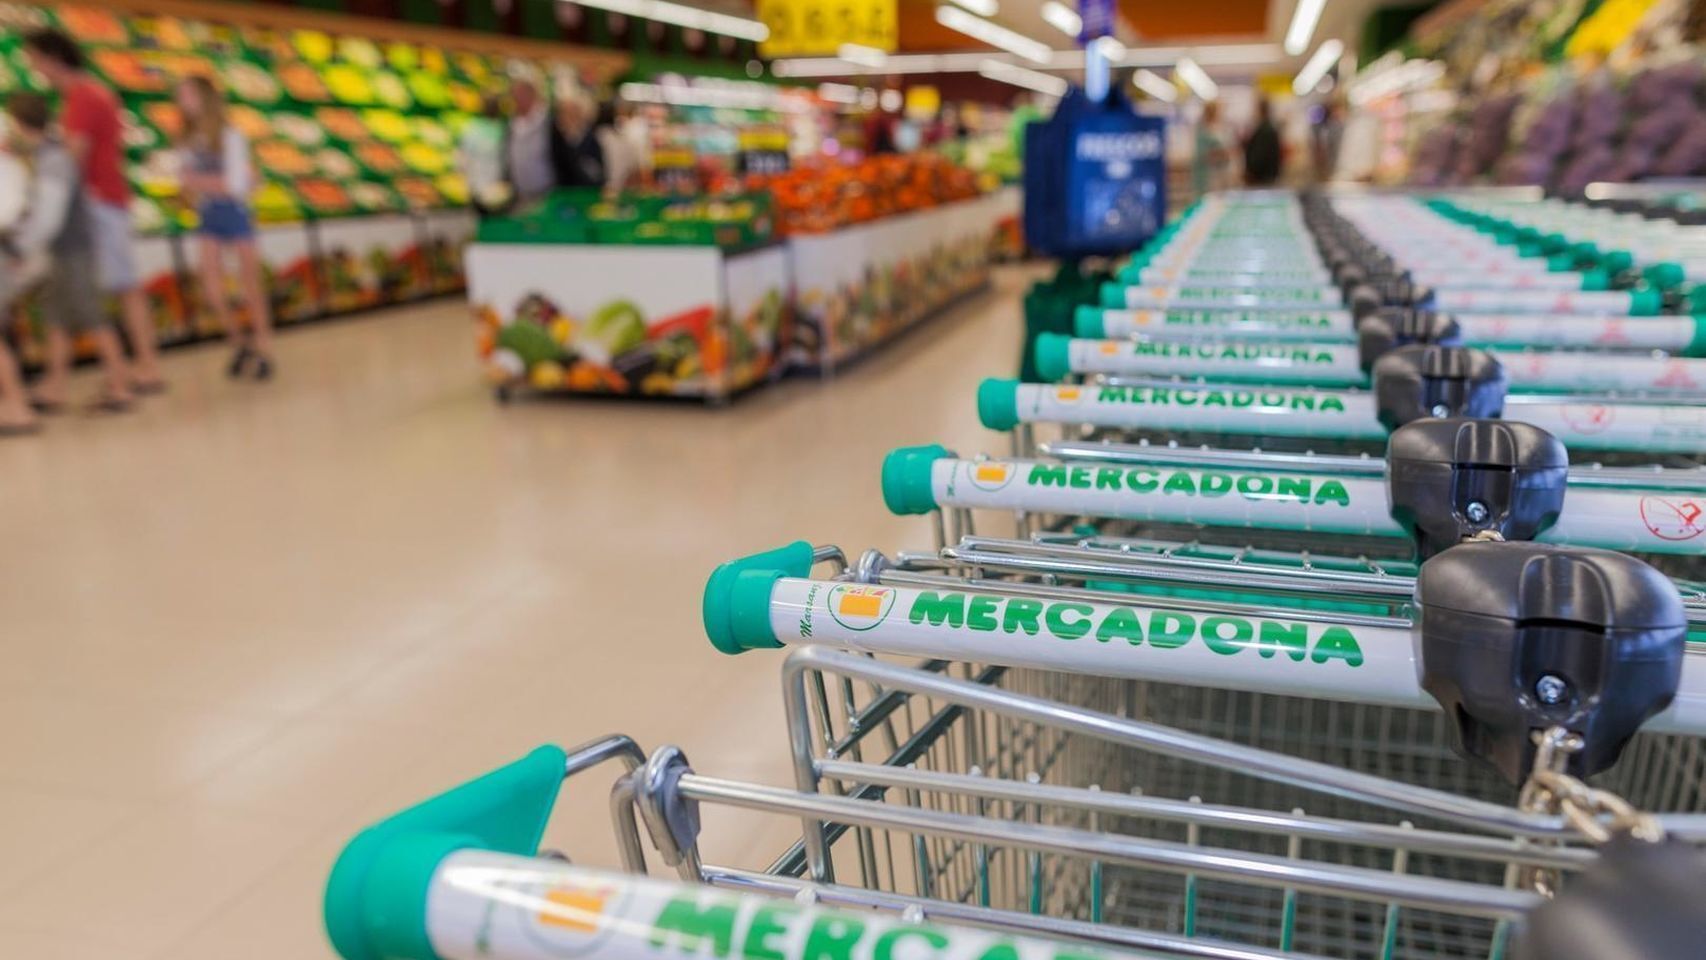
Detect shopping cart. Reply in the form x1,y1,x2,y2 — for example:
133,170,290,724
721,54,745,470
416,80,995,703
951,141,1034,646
327,638,1706,960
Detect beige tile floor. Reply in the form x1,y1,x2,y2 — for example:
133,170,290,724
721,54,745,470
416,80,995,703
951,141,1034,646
0,267,1033,958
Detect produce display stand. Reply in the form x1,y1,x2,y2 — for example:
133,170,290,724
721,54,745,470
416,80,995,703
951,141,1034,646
789,188,1020,374
470,239,791,403
0,0,615,368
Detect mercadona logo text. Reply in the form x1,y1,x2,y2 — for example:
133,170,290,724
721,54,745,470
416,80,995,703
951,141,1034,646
906,591,1364,665
1130,341,1340,364
1026,463,1353,507
1094,385,1348,413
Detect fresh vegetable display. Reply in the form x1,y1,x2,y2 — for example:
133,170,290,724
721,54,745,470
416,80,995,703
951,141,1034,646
745,154,983,235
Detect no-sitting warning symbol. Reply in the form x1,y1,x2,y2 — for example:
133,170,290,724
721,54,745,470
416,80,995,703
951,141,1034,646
1640,496,1706,541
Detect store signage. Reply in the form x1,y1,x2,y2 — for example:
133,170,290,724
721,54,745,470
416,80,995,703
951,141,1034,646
757,0,899,58
1078,0,1114,43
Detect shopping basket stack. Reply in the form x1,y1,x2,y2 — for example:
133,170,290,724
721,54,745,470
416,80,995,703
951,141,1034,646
325,191,1706,960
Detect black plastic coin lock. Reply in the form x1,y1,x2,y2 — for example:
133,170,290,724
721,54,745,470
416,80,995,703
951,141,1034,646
1357,308,1463,371
1386,418,1568,559
1417,541,1686,783
1371,345,1508,432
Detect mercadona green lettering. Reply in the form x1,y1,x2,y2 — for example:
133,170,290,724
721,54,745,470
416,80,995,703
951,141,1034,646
1131,341,1338,364
1163,311,1333,330
905,592,1364,666
1096,386,1346,413
1025,463,1353,507
1178,287,1325,302
646,894,1105,960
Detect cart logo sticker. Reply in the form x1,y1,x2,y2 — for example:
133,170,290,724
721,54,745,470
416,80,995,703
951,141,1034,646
1640,496,1706,541
1560,404,1614,435
1594,318,1631,347
1654,360,1700,391
1026,463,1352,507
516,879,631,957
828,585,897,630
1053,386,1082,403
906,591,1364,666
1099,341,1121,355
1129,342,1339,365
968,462,1016,492
1096,386,1347,413
1129,310,1155,326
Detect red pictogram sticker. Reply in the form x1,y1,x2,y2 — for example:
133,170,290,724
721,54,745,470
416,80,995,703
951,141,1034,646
1561,404,1615,435
1640,496,1706,541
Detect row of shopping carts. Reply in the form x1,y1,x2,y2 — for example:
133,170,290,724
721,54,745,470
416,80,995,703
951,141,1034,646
325,191,1706,960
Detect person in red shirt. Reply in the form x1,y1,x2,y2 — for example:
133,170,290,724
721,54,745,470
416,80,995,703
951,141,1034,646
23,28,164,404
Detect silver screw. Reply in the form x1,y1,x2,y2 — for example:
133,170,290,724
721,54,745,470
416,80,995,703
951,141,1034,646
1465,500,1490,524
1536,674,1569,705
1431,403,1451,418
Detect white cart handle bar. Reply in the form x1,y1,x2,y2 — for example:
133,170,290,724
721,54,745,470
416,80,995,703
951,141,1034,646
977,378,1706,455
702,543,1706,738
878,446,1706,556
1034,334,1706,396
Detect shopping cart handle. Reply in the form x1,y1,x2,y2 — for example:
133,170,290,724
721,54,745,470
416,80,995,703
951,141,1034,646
978,379,1021,431
324,744,569,960
1034,332,1072,382
703,540,815,654
882,445,951,515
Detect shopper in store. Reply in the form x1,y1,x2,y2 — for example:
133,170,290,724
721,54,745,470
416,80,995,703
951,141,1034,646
506,77,556,204
1242,97,1284,187
174,75,274,381
1190,101,1233,199
4,91,135,414
595,100,641,196
550,90,606,190
458,96,511,218
22,28,166,400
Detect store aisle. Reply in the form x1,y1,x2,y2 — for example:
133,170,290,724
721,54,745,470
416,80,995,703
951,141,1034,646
0,269,1035,959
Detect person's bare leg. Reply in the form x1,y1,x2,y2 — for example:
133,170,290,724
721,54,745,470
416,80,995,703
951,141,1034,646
88,325,133,405
197,238,238,342
0,339,39,431
31,326,72,407
119,287,163,387
235,241,272,357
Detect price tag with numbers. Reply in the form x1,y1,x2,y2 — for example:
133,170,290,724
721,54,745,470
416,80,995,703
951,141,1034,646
757,0,897,58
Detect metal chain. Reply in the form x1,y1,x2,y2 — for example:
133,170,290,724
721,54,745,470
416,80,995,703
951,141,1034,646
1514,727,1665,894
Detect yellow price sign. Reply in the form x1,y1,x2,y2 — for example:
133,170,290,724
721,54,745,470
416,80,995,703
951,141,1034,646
757,0,898,58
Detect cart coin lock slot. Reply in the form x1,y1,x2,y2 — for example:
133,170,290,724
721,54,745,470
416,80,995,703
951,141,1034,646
1347,274,1420,320
1358,308,1463,370
1386,418,1567,558
1417,541,1685,783
1372,345,1507,431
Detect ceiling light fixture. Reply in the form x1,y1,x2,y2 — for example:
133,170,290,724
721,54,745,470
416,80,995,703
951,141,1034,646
979,58,1069,97
837,43,888,68
935,5,1053,64
563,0,768,42
1291,38,1343,95
1039,1,1081,37
1284,0,1326,56
946,0,999,16
1131,68,1177,102
1175,56,1218,99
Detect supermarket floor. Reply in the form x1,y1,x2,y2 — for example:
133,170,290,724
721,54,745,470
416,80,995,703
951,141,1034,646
0,265,1036,959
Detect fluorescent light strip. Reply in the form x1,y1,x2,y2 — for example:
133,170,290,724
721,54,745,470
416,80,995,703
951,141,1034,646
837,43,888,68
1175,56,1218,99
817,82,859,104
934,5,1053,65
1089,36,1126,60
564,0,768,42
618,79,811,112
1040,1,1081,37
947,0,998,16
1284,0,1326,56
1131,68,1177,102
979,58,1068,97
1291,37,1342,94
771,41,1280,77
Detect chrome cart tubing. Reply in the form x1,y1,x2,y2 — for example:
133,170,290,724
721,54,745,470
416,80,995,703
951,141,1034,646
702,868,1316,960
676,774,1541,920
776,649,1697,843
930,535,1706,628
740,577,1706,737
1041,439,1706,491
810,760,1596,872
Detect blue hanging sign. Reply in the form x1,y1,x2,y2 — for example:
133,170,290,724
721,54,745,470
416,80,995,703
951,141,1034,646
1078,0,1114,44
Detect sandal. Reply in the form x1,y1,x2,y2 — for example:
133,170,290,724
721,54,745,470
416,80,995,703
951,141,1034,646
28,396,66,414
227,344,253,379
132,378,169,396
0,419,41,437
251,355,274,381
84,392,134,415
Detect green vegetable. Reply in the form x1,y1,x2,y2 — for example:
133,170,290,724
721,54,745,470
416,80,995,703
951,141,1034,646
496,321,563,367
586,300,647,355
